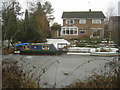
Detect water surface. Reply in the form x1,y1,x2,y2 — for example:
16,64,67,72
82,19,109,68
2,54,116,88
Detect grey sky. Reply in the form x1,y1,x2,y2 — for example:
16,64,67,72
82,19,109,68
19,0,119,25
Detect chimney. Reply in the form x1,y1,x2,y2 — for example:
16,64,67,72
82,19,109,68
89,9,91,12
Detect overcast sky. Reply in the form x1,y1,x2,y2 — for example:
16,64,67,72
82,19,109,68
19,0,120,25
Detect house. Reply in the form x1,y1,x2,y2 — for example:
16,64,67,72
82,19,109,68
61,9,106,39
108,16,120,44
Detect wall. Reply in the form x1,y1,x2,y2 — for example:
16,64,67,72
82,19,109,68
109,17,120,44
61,19,104,39
51,30,57,38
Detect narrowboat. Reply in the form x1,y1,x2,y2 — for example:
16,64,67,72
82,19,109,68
14,43,62,55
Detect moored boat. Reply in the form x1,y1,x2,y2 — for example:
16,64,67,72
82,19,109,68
14,43,62,55
90,52,118,56
90,47,119,56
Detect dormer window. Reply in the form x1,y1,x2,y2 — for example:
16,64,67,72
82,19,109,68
79,19,86,24
65,19,74,25
92,19,101,24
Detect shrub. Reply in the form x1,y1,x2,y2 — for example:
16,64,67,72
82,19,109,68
2,58,38,88
2,48,14,55
65,57,119,88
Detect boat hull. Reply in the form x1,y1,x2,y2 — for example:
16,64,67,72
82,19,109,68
90,52,118,56
19,50,62,55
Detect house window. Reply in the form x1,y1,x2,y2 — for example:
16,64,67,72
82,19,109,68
62,29,65,35
70,29,73,34
66,29,69,34
57,30,61,37
80,29,86,34
92,29,100,37
74,30,77,34
61,27,78,35
92,19,101,24
79,19,86,24
66,19,74,25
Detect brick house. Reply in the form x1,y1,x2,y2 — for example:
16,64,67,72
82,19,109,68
61,9,106,39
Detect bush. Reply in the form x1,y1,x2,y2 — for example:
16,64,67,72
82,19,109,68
2,58,38,88
65,57,119,88
76,44,86,47
2,48,14,55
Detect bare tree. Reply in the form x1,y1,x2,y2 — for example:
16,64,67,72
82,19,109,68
105,6,117,24
104,6,117,39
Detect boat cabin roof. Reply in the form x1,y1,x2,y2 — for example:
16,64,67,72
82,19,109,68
16,43,52,47
16,43,29,47
29,43,51,46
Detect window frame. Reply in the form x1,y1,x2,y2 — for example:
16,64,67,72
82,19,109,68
80,29,86,34
79,19,86,24
61,27,78,35
92,19,101,24
62,28,65,35
65,19,74,25
70,29,73,34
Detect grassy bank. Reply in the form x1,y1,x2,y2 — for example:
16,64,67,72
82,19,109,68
66,73,118,88
2,48,14,55
2,59,38,88
65,58,119,88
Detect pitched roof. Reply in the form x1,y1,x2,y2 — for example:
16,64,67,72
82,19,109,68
62,11,106,19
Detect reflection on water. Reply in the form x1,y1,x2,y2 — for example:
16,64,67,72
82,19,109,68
2,54,117,88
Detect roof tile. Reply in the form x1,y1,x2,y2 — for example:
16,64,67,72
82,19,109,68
62,11,106,18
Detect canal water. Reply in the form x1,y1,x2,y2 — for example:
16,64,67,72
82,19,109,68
2,54,117,88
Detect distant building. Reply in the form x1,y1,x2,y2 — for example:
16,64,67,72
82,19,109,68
118,1,120,16
61,9,106,39
50,22,61,38
109,16,120,44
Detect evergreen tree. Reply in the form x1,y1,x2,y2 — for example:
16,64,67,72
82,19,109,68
2,1,21,48
29,2,50,42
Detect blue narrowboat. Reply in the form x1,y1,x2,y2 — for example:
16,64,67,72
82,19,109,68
14,43,62,55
